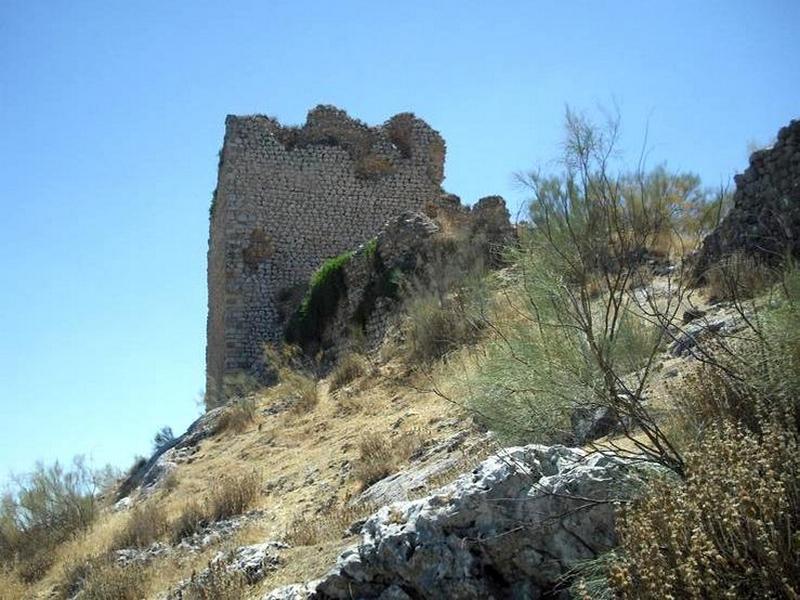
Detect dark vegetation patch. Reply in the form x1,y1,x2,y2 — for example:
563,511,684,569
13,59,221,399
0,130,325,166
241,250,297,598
285,251,353,351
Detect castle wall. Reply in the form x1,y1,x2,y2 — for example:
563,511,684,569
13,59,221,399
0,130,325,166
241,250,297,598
206,106,445,402
694,119,800,278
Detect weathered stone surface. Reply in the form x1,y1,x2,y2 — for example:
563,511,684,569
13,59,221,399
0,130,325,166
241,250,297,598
117,406,225,498
168,542,287,598
265,445,662,600
571,405,623,445
694,119,800,279
207,106,447,400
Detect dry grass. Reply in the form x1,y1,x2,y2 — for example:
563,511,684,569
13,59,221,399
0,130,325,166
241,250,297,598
206,471,260,522
170,501,207,544
216,396,258,433
704,251,776,302
284,503,374,547
329,353,367,392
112,502,169,549
0,569,25,600
176,560,248,600
609,418,800,598
6,337,483,599
403,293,482,364
284,372,319,414
351,431,423,490
354,154,395,179
66,558,147,600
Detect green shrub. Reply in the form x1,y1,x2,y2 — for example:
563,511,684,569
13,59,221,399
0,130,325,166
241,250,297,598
463,244,658,445
0,457,100,582
286,251,353,348
672,263,800,443
363,237,378,260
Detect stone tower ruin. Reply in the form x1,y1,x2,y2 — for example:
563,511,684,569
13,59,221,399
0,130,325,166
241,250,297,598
206,105,446,402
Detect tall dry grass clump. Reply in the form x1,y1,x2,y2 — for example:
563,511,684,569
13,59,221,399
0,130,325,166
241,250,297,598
329,352,367,392
112,502,168,549
264,345,319,414
169,472,260,544
704,251,777,303
205,471,260,522
216,396,257,433
609,418,800,599
352,431,422,489
64,558,147,600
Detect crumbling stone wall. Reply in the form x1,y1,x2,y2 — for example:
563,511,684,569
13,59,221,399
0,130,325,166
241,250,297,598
206,106,445,401
694,119,800,279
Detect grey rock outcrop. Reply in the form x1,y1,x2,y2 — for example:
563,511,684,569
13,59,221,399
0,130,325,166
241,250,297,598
168,542,287,598
265,445,662,600
116,406,226,499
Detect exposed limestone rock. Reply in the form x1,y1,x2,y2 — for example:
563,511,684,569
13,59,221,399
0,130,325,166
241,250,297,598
265,445,664,600
168,542,287,598
694,119,800,279
117,406,226,498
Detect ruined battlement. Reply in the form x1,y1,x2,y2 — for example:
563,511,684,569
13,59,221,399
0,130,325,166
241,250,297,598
206,106,446,402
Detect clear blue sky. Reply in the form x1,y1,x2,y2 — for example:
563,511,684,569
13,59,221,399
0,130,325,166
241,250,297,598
1,1,797,481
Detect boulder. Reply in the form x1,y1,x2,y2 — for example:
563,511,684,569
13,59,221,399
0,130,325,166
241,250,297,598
265,445,663,599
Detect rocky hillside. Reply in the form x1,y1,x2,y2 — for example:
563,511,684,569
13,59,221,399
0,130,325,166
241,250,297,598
2,114,799,600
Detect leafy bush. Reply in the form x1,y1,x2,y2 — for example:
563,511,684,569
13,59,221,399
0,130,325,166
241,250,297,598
329,353,367,392
112,502,168,549
206,472,260,522
152,426,175,451
609,419,800,598
0,457,101,582
286,251,353,349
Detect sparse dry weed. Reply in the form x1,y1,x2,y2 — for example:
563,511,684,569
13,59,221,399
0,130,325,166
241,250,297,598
112,502,169,549
610,418,800,598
